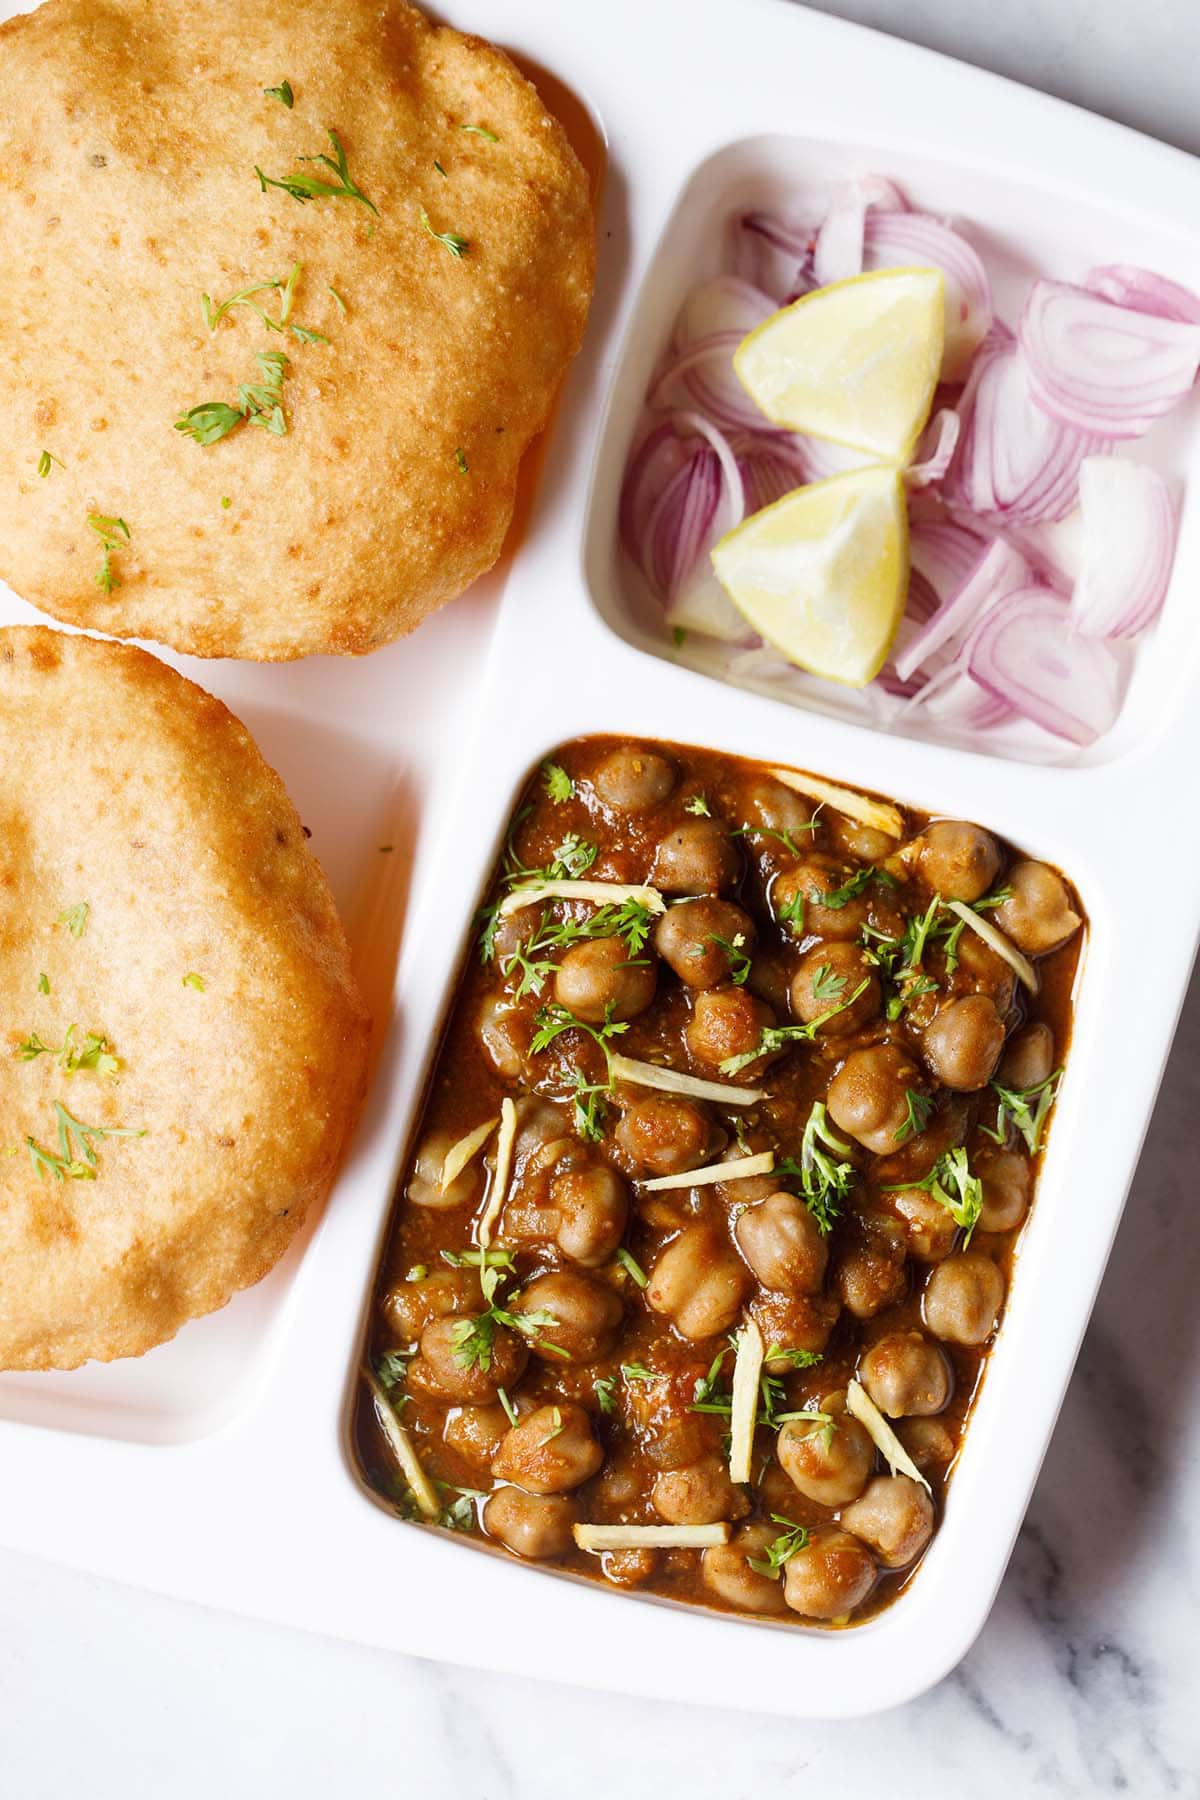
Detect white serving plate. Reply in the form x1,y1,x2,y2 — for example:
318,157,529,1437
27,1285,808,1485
2,0,1199,1720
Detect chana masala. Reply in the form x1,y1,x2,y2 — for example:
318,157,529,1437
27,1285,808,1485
354,736,1083,1626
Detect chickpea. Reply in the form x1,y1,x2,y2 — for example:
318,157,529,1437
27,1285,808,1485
652,818,741,894
686,987,776,1073
380,1267,477,1342
888,1185,959,1262
491,903,541,968
834,1236,907,1319
702,1523,792,1616
897,1417,956,1471
953,930,1017,1015
483,1486,577,1560
922,995,1005,1092
917,820,1002,902
478,995,528,1081
771,854,869,941
739,778,818,841
652,1454,750,1525
827,1044,922,1153
790,941,880,1035
993,861,1082,956
516,1270,623,1363
1000,1021,1055,1090
924,1253,1006,1345
593,746,676,812
554,936,656,1024
778,1405,874,1507
655,897,757,989
735,1191,828,1295
642,1414,710,1471
827,815,899,864
859,1331,951,1417
601,1548,659,1587
492,1402,603,1494
976,1148,1031,1234
646,1224,750,1339
714,1167,780,1208
615,1094,721,1176
443,1403,510,1466
549,1163,629,1266
840,1474,934,1568
405,1129,486,1210
745,950,791,1015
749,1290,840,1360
592,1454,642,1512
408,1314,529,1404
782,1527,877,1620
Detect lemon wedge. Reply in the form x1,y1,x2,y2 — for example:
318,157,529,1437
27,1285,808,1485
733,267,945,462
710,466,909,687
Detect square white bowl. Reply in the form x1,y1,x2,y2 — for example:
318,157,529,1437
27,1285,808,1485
2,0,1199,1719
584,130,1200,766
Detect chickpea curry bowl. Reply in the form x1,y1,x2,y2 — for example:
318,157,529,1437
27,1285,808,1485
353,736,1083,1627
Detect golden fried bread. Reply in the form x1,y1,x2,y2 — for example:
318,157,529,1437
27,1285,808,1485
0,627,372,1368
0,0,594,659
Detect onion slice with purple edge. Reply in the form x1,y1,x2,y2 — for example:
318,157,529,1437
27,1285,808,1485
893,535,1028,682
863,209,992,380
1019,279,1200,439
729,210,818,302
905,408,961,489
1069,457,1176,639
1083,264,1200,326
650,277,778,432
967,585,1122,746
946,340,1104,523
812,176,907,287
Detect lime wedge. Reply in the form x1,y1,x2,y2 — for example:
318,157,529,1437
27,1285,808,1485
733,267,945,462
710,466,909,687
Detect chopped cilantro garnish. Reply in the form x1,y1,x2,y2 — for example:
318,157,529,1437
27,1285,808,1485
256,128,378,213
885,1147,983,1244
981,1070,1062,1156
541,761,574,804
776,1102,855,1235
719,979,870,1076
747,1515,811,1578
58,903,90,939
419,207,469,257
893,1087,933,1145
86,516,129,593
263,79,294,107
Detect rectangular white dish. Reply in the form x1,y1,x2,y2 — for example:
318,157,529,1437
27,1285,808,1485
2,0,1200,1718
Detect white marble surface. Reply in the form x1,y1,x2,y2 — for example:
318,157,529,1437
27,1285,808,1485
4,1,1200,1793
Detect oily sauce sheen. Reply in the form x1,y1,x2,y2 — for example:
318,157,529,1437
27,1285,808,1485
355,737,1083,1628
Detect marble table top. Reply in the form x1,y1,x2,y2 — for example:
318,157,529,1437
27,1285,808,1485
2,2,1200,1794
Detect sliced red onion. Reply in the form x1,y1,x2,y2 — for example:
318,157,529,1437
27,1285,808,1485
1019,280,1200,439
812,176,906,287
908,662,1014,730
675,276,778,349
967,585,1122,745
905,408,961,489
945,343,1102,522
1069,456,1176,638
731,433,812,514
652,413,753,643
894,535,1028,682
864,211,992,380
1083,264,1200,326
730,212,817,302
620,421,690,557
648,336,767,433
909,512,991,596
